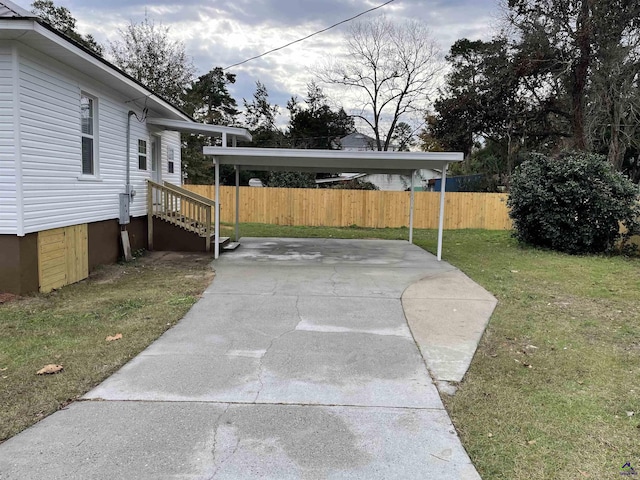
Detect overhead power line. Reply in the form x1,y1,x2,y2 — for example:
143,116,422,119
223,0,397,70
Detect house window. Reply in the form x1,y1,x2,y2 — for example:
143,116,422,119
168,147,174,173
138,139,147,170
80,93,96,175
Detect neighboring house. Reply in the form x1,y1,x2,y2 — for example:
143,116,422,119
339,132,382,151
336,132,437,191
0,1,250,294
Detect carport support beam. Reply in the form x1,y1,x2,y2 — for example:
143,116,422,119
214,159,220,259
437,163,448,261
409,170,416,244
235,165,240,242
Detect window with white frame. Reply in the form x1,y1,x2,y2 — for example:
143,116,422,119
80,93,97,175
138,139,147,170
168,147,175,173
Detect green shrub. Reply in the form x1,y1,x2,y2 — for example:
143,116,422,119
267,171,317,188
508,152,639,254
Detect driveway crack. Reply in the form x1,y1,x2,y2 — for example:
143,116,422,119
210,403,231,465
253,297,304,403
330,266,340,296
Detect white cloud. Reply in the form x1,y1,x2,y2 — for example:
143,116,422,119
16,0,501,130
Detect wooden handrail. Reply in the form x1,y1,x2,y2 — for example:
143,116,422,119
163,181,216,207
147,180,215,248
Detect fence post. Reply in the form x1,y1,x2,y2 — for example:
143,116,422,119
409,170,416,244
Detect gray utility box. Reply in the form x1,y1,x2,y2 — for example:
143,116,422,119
119,193,130,225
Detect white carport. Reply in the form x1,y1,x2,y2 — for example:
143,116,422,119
203,147,463,261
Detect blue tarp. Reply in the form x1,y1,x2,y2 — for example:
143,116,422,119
431,175,484,192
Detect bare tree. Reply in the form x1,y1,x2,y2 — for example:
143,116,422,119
317,16,442,151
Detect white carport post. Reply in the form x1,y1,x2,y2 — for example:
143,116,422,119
214,158,221,259
235,166,240,242
233,136,240,243
409,170,416,244
437,162,449,261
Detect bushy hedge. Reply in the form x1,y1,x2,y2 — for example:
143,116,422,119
508,152,639,254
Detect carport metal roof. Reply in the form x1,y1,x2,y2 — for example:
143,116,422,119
203,146,464,261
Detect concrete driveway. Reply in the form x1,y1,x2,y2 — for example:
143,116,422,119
0,238,490,479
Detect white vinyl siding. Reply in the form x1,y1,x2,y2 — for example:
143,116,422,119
0,45,17,234
15,44,182,233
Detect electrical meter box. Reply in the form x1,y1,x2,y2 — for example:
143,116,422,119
119,193,130,225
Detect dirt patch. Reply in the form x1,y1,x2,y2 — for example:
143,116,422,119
91,251,214,285
0,293,18,304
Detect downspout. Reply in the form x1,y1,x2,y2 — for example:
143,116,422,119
119,110,137,262
126,110,135,199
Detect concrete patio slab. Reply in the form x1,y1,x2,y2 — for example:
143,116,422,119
219,237,441,268
402,271,497,383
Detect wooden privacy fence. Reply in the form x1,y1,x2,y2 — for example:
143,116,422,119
184,185,513,230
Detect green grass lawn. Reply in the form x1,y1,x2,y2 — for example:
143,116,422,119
0,252,214,443
230,223,640,480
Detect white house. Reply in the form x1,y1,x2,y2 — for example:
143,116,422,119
335,132,439,191
0,1,250,294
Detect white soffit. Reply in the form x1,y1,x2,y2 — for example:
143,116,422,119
203,147,463,175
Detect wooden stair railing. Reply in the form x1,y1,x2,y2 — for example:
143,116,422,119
162,181,216,207
147,180,215,252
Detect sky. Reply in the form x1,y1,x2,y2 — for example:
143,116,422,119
14,0,500,129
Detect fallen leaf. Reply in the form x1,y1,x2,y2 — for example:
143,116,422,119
527,440,537,445
36,364,63,375
106,333,123,342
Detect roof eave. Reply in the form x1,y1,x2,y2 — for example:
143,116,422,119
147,118,252,141
0,18,192,122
